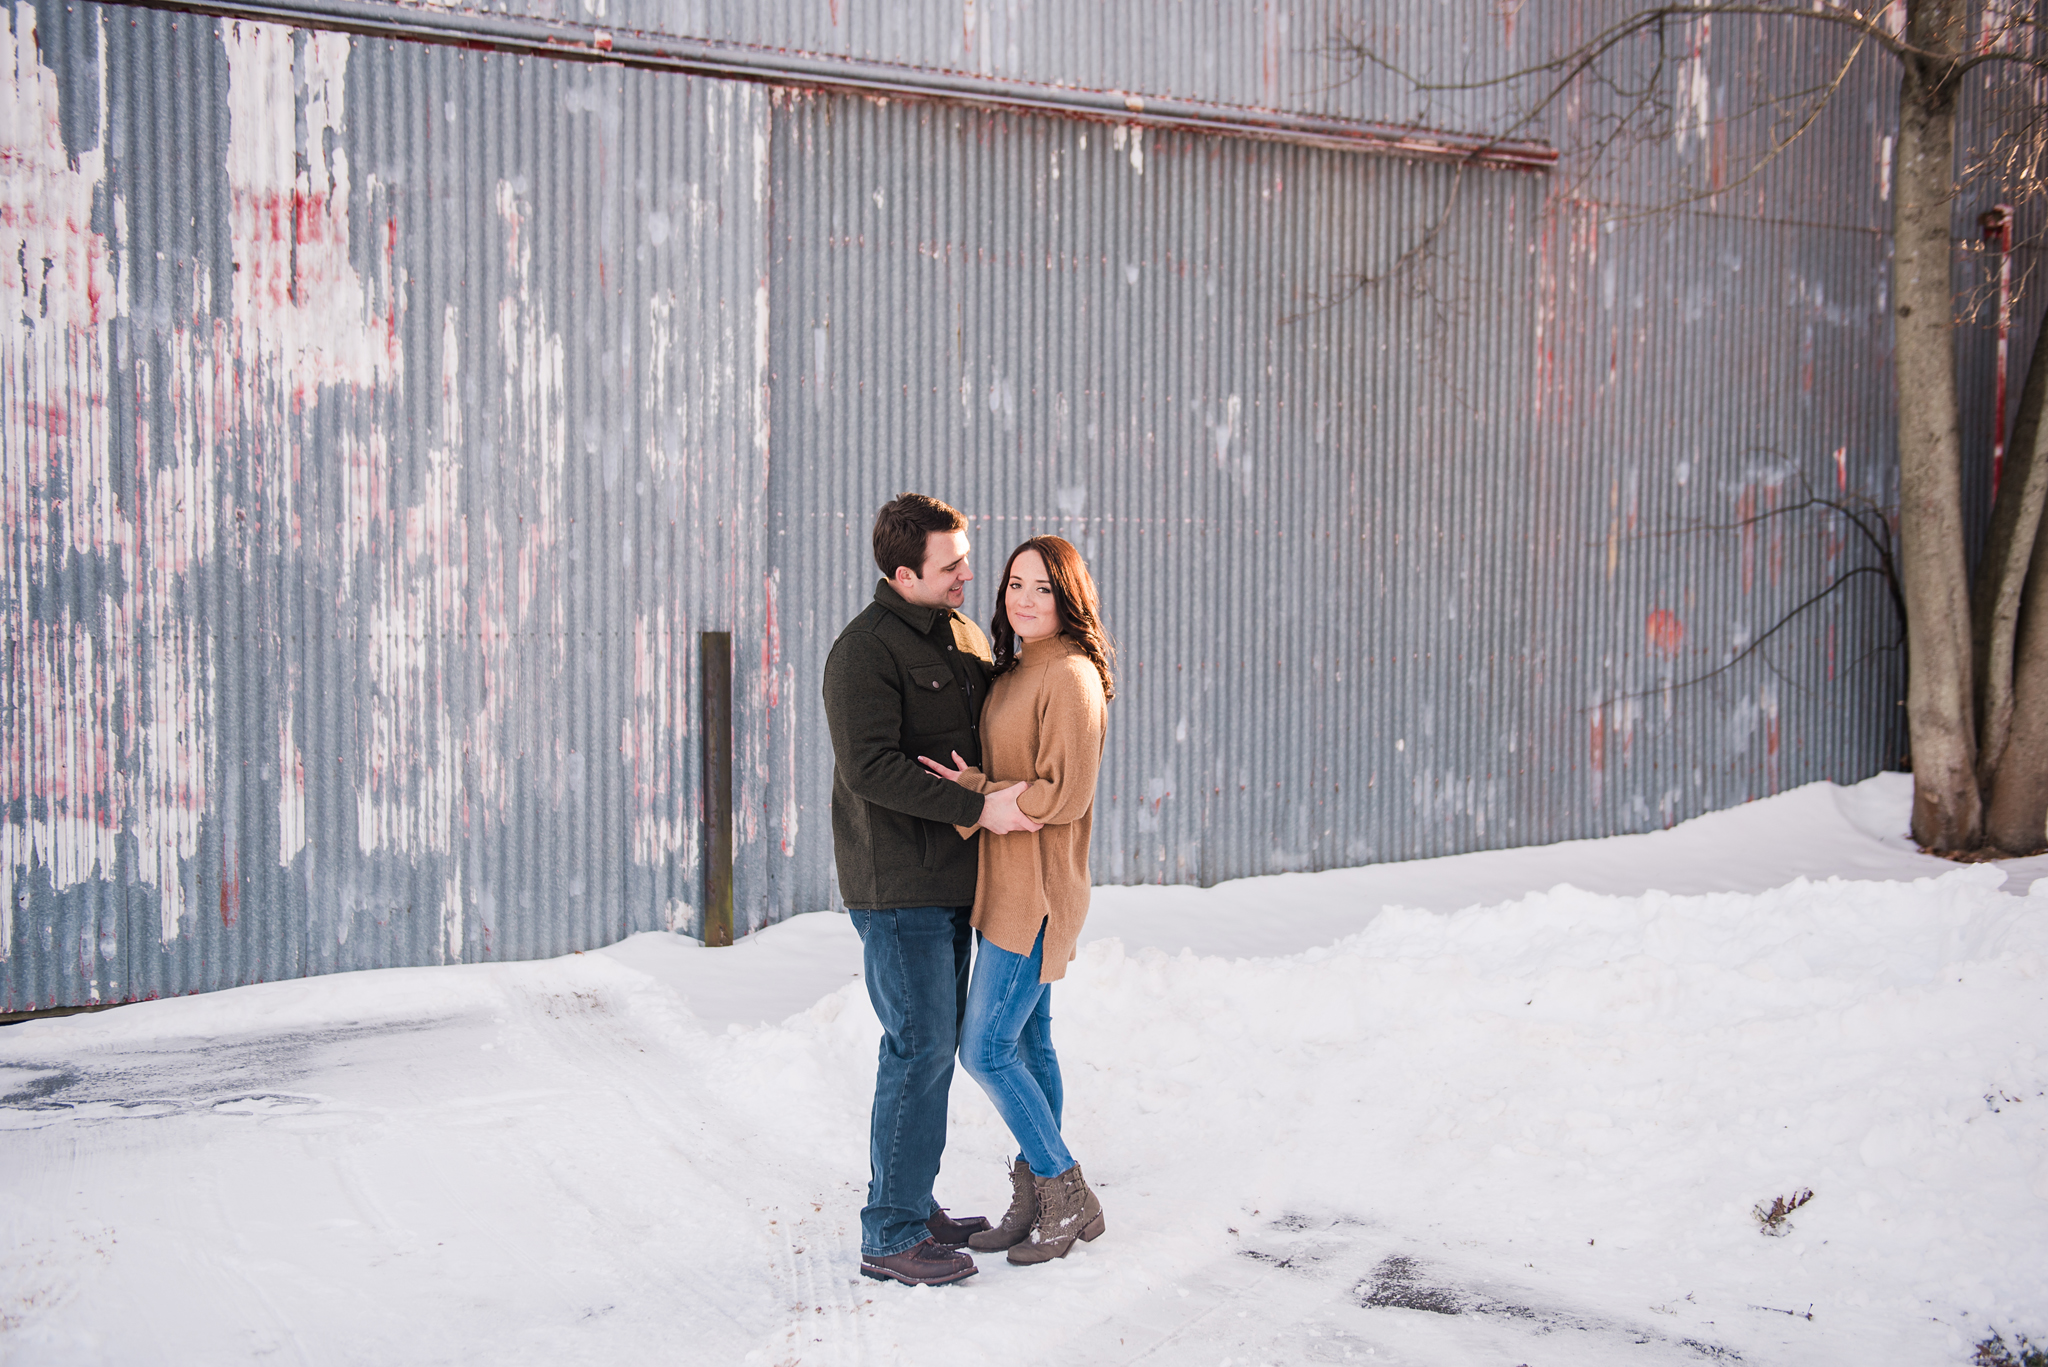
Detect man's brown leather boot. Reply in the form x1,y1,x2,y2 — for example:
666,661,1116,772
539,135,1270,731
861,1237,978,1286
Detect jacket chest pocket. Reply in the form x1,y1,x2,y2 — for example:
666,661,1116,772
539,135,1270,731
905,662,962,736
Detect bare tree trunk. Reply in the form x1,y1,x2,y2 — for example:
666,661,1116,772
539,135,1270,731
1893,6,1981,851
1985,522,2048,852
1972,311,2048,785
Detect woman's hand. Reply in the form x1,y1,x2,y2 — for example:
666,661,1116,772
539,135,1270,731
918,750,971,783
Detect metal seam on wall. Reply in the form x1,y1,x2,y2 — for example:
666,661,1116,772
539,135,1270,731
90,0,1561,169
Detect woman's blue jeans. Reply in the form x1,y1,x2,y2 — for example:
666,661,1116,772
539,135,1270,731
960,924,1075,1179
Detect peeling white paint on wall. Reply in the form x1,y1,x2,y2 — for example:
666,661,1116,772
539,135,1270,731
441,854,463,963
1673,18,1713,156
356,305,465,860
623,613,692,868
0,14,773,997
1,4,168,951
223,22,399,391
647,290,680,473
1211,393,1240,467
278,706,306,865
752,122,773,471
764,568,797,857
739,87,774,870
469,179,568,832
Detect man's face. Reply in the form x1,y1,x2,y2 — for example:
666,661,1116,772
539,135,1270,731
894,529,973,609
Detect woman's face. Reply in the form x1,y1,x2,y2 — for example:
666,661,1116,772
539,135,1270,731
1005,548,1063,644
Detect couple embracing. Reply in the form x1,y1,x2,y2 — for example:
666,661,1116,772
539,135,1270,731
822,492,1116,1287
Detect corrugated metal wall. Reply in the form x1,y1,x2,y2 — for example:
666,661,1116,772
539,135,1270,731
495,0,1517,122
762,86,1909,911
6,0,2032,1007
4,2,774,1009
73,0,1535,133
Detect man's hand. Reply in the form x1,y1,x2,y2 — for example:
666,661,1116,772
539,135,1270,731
976,781,1043,835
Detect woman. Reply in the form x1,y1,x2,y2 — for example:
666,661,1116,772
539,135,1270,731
919,534,1114,1265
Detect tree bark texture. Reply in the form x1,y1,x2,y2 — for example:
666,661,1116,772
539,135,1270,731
1892,28,1981,851
1985,521,2048,851
1971,311,2048,785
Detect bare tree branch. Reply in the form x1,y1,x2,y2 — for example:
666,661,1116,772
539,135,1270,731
1338,4,1909,96
1637,492,1898,582
1597,564,1902,710
1590,471,1907,711
1591,34,1871,218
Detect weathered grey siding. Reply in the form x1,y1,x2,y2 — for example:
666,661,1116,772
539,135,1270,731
762,88,1909,913
5,5,774,1007
5,1,2032,1008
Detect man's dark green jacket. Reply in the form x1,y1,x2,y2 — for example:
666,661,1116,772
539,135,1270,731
823,580,992,909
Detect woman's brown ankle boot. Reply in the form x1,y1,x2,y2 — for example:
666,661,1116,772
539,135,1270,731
1006,1163,1105,1265
968,1158,1037,1252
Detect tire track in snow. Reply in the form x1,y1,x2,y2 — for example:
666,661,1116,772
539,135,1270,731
194,1146,321,1366
499,976,780,1329
762,1203,869,1366
549,972,880,1367
499,967,873,1357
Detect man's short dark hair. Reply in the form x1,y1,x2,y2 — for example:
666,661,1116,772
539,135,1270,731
872,492,968,579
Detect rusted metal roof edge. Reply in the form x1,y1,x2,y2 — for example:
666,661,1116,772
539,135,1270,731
108,0,1561,170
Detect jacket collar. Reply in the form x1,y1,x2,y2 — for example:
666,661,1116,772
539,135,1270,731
873,578,952,636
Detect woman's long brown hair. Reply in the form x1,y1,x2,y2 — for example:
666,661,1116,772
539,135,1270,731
988,535,1116,701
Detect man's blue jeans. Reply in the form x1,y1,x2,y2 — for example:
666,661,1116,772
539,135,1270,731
959,924,1074,1179
849,906,973,1258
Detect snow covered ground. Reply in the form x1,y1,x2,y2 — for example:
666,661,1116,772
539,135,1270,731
2,773,2044,1366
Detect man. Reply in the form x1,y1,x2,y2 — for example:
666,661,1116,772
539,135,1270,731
823,492,1042,1287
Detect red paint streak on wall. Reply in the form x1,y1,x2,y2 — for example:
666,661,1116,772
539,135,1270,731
1534,212,1558,417
219,854,241,927
1645,608,1685,658
20,401,71,436
762,571,782,709
1763,703,1782,794
1261,3,1283,105
385,217,400,344
1532,197,1600,426
1588,705,1607,809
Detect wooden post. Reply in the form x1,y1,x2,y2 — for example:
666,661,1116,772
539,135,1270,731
700,631,734,947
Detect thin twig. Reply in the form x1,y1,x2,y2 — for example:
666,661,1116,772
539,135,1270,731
1595,564,1901,710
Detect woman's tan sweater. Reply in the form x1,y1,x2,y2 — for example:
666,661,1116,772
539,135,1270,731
950,634,1107,982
